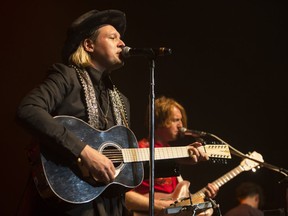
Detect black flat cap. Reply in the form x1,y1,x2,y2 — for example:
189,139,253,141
62,9,126,64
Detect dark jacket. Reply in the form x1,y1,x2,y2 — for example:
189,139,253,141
16,63,130,216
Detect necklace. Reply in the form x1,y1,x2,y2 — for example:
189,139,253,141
98,91,110,126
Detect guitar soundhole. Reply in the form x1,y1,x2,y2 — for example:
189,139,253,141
99,142,124,171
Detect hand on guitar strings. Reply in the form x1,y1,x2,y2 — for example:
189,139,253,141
204,183,219,199
177,142,210,165
78,145,116,184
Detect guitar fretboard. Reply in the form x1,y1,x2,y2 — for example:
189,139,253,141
192,165,245,201
122,146,189,162
121,145,231,163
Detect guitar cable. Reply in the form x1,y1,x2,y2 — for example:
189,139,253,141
208,198,222,216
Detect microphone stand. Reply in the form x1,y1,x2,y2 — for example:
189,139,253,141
208,132,288,177
183,128,288,215
143,48,172,216
148,56,156,216
122,46,172,216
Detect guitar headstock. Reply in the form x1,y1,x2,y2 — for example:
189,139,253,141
240,151,264,171
202,144,232,159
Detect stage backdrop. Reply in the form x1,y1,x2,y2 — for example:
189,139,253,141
1,0,287,215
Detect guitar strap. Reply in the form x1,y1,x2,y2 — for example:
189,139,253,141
72,65,129,129
177,175,184,183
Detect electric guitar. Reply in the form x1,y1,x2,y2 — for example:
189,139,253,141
131,180,213,216
132,151,263,216
33,115,231,204
167,151,263,215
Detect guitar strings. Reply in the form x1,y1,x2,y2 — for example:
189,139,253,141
102,149,123,162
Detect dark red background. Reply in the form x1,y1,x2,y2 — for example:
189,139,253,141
2,0,287,215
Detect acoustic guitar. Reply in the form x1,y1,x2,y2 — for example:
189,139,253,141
32,115,231,204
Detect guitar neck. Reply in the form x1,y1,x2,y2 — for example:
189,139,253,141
191,151,263,203
121,145,231,163
192,165,244,201
122,146,189,162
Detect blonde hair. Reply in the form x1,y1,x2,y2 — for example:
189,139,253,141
68,29,100,68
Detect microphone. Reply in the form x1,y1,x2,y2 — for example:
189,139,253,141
180,127,208,137
121,46,172,58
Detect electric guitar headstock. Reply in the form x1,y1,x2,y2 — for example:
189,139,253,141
240,151,264,171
